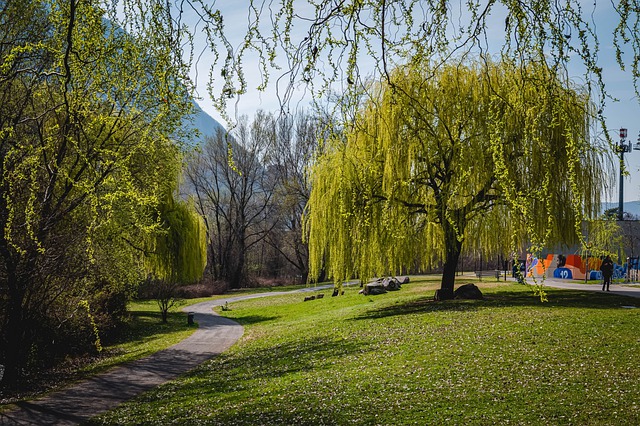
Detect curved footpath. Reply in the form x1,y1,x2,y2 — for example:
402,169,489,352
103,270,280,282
0,285,333,426
541,278,640,300
2,280,638,425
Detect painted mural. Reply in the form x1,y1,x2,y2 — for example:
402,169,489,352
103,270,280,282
526,253,639,280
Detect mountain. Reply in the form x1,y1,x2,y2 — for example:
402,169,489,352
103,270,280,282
99,17,226,146
183,101,226,145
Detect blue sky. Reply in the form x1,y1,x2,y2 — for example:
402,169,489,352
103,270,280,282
188,2,640,206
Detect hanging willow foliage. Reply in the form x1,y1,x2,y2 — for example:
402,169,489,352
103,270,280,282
114,0,640,145
306,57,612,298
146,190,208,285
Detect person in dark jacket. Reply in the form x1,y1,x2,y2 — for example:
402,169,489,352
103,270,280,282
600,255,614,291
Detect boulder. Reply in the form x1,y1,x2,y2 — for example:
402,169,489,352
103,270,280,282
396,276,410,284
363,282,387,296
454,283,483,300
383,277,401,291
362,277,404,294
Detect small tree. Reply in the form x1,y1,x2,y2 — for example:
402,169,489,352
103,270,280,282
147,277,179,324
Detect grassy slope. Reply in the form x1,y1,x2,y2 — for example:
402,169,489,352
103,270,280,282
91,277,640,425
81,299,205,373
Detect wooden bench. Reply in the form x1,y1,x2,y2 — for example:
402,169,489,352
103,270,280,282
474,270,501,280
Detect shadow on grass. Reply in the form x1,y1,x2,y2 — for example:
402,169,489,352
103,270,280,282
233,315,280,326
353,288,637,321
127,309,186,322
490,288,638,309
352,297,482,320
175,335,372,390
108,310,191,345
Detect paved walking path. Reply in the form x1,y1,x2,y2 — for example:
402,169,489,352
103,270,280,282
0,285,333,425
540,278,640,300
469,272,640,300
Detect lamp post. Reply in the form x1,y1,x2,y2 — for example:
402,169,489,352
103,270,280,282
618,128,630,221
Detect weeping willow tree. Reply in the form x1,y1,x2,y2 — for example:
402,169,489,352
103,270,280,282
142,141,207,319
307,57,611,299
144,187,207,323
146,192,207,285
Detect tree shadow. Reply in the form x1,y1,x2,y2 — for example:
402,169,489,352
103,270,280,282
489,288,638,309
6,345,228,425
109,310,190,344
233,315,280,326
180,335,371,386
92,335,371,425
352,296,482,320
352,288,637,321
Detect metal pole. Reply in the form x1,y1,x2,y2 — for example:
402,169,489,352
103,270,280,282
618,128,627,221
618,149,624,221
504,257,507,281
585,250,588,283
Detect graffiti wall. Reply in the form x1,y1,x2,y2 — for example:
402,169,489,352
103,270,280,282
527,254,634,280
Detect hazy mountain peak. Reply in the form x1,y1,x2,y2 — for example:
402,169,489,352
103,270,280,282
183,101,226,145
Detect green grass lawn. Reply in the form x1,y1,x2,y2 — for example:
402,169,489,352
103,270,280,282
90,277,640,425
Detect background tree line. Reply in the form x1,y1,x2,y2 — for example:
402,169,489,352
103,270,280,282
184,110,324,291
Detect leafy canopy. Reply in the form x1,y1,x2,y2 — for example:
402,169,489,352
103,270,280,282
0,0,201,385
306,58,611,286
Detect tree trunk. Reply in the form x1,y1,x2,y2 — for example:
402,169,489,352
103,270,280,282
437,216,464,301
229,242,245,289
3,275,27,388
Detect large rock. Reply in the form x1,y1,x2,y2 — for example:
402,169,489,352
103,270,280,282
383,277,402,291
396,276,410,284
362,276,405,295
454,283,483,300
363,282,387,295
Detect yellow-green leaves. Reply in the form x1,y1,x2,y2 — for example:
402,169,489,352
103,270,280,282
0,0,197,383
307,58,610,292
146,193,207,284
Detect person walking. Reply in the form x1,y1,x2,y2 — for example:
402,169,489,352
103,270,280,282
600,255,614,291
